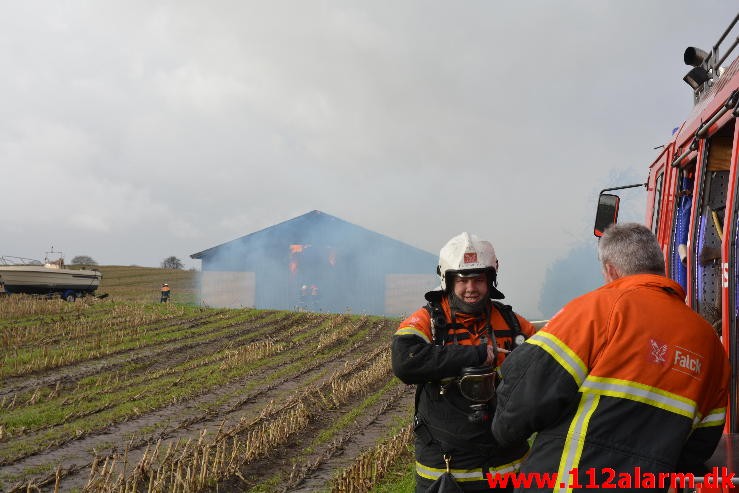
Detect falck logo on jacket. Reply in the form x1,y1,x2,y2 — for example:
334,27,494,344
672,345,703,379
649,338,668,364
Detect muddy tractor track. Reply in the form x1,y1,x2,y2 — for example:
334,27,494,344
1,307,411,493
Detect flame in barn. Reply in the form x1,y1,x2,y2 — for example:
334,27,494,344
289,244,308,274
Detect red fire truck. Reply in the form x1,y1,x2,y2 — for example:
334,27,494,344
595,13,739,491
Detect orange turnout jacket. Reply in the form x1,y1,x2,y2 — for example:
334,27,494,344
393,295,536,492
492,274,730,492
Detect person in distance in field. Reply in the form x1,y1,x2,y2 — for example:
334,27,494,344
160,283,170,303
392,232,537,492
491,223,730,492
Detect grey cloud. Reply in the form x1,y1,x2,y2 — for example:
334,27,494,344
1,1,736,317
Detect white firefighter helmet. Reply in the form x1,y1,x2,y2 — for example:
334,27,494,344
436,232,504,299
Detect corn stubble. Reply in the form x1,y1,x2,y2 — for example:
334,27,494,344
1,283,405,493
331,424,413,493
83,348,393,492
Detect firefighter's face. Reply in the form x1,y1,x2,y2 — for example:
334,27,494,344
453,274,488,303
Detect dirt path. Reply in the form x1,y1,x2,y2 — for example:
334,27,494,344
0,317,396,492
0,310,255,397
0,310,313,422
212,380,414,493
288,384,414,492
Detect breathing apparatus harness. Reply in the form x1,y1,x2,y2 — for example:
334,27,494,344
414,297,526,424
411,297,528,470
426,298,524,351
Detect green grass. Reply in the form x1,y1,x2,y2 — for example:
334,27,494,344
0,270,402,490
247,374,400,492
313,378,401,445
96,265,198,304
367,406,415,492
0,312,382,463
0,461,57,488
246,475,283,493
1,305,270,379
370,460,416,493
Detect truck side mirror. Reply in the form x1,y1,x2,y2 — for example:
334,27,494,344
594,193,620,237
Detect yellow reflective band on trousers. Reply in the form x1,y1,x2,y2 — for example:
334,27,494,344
555,393,599,493
526,332,587,385
416,458,522,482
580,375,697,419
395,327,430,343
696,407,727,428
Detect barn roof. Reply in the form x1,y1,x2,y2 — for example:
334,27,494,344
190,210,436,263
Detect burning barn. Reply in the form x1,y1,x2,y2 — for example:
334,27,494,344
190,210,438,316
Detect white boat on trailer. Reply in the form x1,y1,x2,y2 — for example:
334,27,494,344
0,251,102,301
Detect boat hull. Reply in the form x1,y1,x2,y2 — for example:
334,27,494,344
0,266,101,294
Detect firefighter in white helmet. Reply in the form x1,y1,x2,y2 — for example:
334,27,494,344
392,232,536,492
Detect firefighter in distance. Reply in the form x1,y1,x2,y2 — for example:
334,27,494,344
160,283,170,303
392,232,536,492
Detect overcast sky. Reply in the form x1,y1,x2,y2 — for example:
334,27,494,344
2,2,737,318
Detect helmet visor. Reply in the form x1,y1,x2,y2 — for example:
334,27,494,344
454,269,486,279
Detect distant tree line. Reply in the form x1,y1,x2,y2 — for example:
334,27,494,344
161,256,184,270
67,255,186,270
69,255,186,270
70,255,97,266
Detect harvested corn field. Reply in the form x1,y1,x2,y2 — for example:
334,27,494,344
0,268,414,492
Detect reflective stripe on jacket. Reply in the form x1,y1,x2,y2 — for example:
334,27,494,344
392,296,536,491
415,457,522,482
491,274,730,492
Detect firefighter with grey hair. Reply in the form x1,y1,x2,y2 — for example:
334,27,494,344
392,232,536,492
491,223,730,492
